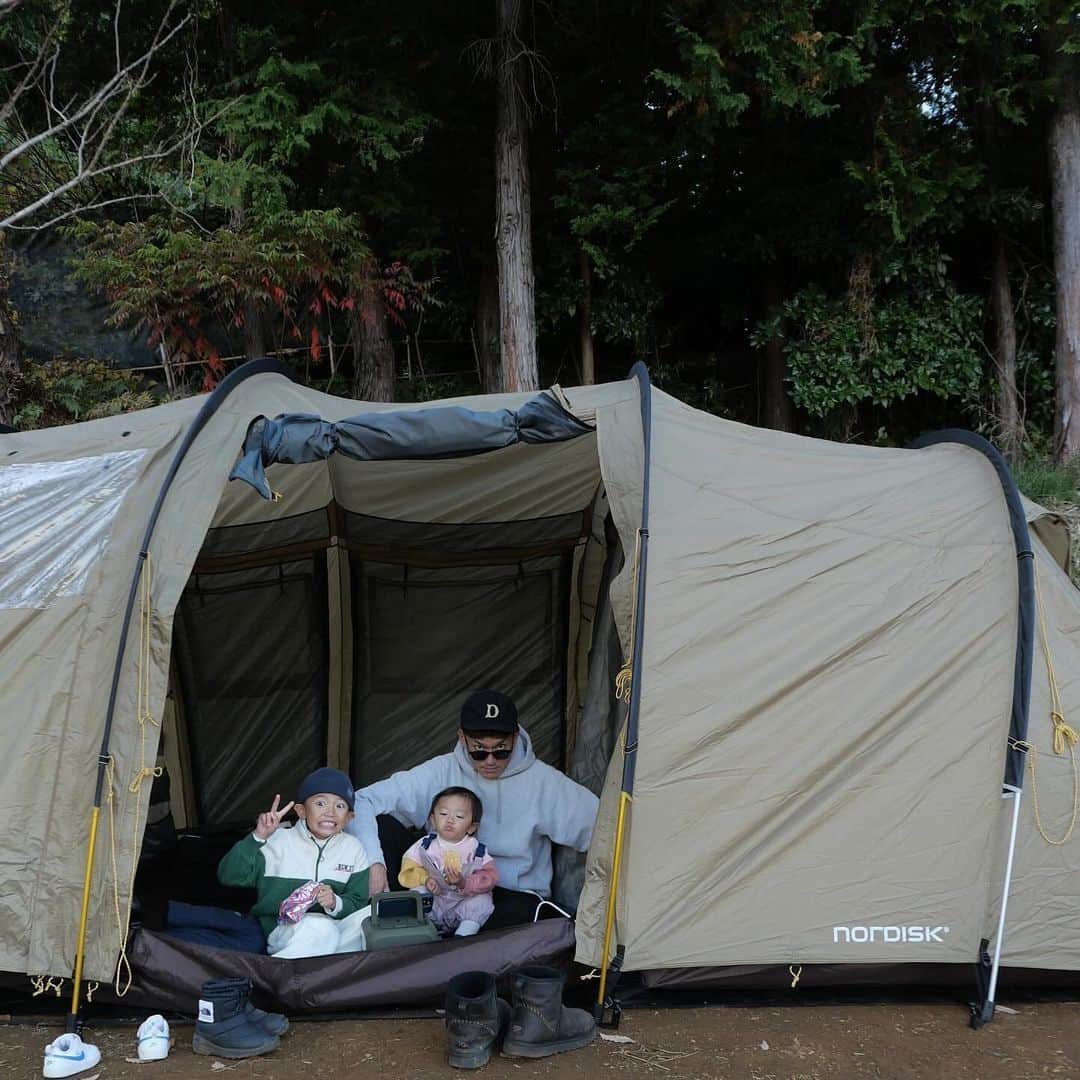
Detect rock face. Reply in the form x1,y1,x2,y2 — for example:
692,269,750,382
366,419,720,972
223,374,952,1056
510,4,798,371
9,235,156,367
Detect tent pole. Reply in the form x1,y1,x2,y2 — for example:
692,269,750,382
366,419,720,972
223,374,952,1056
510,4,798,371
977,783,1023,1026
66,805,102,1032
596,791,631,1007
595,362,653,1020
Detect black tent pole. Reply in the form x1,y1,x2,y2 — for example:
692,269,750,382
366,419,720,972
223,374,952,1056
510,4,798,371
66,358,291,1032
909,429,1034,1029
595,362,652,1027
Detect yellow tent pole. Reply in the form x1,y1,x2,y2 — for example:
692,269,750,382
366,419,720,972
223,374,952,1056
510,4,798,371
596,791,632,1007
67,805,102,1031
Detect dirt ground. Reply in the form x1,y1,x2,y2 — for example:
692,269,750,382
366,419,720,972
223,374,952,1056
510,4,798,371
3,1000,1080,1080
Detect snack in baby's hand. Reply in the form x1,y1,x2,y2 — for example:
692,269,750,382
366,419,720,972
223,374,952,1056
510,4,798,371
442,849,462,874
278,880,321,924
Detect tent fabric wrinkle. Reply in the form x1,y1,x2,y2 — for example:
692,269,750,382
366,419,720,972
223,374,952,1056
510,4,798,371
230,392,595,500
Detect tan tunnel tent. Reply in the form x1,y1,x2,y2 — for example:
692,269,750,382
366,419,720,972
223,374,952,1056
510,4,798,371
1,360,1079,1026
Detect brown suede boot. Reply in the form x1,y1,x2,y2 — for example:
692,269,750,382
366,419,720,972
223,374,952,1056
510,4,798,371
501,965,595,1058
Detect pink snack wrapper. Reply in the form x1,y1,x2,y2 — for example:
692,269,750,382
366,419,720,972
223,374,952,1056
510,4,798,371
278,880,321,924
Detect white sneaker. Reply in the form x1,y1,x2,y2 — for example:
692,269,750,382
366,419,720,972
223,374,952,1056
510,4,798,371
455,919,481,937
136,1013,171,1061
42,1033,101,1078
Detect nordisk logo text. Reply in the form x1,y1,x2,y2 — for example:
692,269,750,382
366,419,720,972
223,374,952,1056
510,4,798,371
833,925,950,944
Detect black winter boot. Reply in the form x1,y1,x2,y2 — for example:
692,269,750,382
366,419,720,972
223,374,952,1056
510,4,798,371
501,965,596,1059
192,979,280,1059
445,971,510,1069
214,977,290,1036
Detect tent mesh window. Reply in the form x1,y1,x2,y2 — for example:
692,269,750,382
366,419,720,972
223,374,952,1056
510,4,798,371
194,507,330,563
174,555,330,825
350,553,572,786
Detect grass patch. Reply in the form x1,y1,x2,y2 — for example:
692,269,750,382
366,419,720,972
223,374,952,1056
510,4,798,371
1013,456,1080,507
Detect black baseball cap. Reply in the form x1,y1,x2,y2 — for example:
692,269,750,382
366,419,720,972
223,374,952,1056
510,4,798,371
460,690,518,735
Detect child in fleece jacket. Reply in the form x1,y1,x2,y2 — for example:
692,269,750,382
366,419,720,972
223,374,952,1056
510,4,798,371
218,767,370,958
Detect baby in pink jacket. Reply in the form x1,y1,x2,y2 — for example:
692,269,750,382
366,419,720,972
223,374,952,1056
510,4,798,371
398,787,498,936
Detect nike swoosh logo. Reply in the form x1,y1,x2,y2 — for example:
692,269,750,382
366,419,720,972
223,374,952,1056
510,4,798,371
53,1050,85,1061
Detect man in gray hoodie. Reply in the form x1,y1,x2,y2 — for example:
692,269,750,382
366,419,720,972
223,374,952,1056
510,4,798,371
346,690,600,928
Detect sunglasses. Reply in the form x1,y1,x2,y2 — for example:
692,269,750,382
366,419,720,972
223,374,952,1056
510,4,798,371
467,747,512,761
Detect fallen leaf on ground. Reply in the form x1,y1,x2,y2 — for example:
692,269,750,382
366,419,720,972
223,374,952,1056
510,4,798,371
600,1032,635,1043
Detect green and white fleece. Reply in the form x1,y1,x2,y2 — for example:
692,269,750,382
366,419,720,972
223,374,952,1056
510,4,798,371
218,820,370,937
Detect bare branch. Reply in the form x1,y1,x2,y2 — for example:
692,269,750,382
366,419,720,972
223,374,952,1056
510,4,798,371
1,0,192,172
2,191,163,230
0,19,62,129
0,0,211,231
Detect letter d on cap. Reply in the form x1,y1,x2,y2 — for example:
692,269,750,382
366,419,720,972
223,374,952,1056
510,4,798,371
485,703,500,720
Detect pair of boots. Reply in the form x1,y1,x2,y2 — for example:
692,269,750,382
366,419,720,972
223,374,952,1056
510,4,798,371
445,965,595,1069
192,977,289,1059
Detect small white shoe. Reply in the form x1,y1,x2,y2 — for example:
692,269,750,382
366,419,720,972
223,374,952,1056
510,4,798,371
454,919,481,937
136,1013,171,1061
42,1033,101,1078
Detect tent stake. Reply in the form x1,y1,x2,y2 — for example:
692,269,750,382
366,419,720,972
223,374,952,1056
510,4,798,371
974,783,1023,1028
66,804,102,1032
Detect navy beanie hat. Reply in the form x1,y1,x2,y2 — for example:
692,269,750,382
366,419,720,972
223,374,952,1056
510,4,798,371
296,767,355,806
460,690,518,735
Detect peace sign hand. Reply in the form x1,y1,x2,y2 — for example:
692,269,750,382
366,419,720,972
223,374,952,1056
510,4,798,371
254,794,295,840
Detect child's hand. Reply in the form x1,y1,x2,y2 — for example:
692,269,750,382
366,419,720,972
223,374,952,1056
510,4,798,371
444,867,462,887
425,877,440,894
254,794,295,841
315,884,336,911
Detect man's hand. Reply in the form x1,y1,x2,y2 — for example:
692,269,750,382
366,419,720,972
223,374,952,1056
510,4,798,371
425,877,440,894
315,884,336,912
368,862,388,896
254,794,295,841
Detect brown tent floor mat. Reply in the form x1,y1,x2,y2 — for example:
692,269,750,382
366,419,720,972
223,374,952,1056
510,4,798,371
121,918,576,1014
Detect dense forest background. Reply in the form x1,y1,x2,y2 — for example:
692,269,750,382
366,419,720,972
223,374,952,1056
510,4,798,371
1,0,1078,494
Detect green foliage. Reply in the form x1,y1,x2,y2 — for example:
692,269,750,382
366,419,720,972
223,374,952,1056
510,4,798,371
845,106,984,244
2,0,1072,452
67,210,373,381
755,248,986,425
12,360,154,429
653,1,871,128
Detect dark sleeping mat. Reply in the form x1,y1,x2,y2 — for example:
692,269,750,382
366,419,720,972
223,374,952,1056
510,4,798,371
120,917,576,1014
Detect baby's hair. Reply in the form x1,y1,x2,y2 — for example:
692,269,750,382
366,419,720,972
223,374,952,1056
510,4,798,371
429,786,483,824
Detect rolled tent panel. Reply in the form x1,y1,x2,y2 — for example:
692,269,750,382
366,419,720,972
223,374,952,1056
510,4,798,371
991,531,1080,971
589,389,1018,972
229,393,593,500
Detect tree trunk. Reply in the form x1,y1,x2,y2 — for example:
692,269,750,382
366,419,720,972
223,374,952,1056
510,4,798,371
762,277,792,431
1045,20,1080,463
991,233,1020,461
578,248,595,384
243,300,266,361
477,250,502,393
0,250,20,427
351,258,395,402
494,0,538,392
